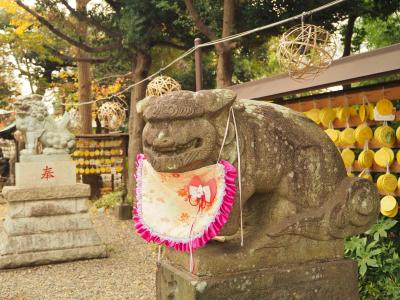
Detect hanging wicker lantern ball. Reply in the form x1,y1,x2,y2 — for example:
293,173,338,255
146,75,181,97
277,24,337,80
97,101,126,130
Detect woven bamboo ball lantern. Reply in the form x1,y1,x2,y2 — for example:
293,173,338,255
146,75,181,97
277,24,336,80
97,101,126,130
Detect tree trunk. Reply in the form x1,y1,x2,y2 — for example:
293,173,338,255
127,51,151,201
184,0,235,88
216,0,235,88
216,47,233,88
76,0,92,134
342,14,357,90
342,14,357,58
95,116,102,134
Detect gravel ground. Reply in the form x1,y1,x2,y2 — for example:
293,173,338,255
0,205,157,300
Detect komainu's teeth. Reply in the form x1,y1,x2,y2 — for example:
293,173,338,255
152,138,199,155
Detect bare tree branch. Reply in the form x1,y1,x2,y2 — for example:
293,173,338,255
14,0,120,54
183,0,219,42
59,0,121,37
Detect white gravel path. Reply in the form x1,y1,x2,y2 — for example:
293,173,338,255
0,208,157,300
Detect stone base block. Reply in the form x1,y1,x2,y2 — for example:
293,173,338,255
0,184,107,269
0,245,107,269
156,259,359,300
3,213,93,236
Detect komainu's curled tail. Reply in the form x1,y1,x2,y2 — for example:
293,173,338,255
327,177,380,239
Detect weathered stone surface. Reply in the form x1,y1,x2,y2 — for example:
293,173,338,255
19,154,71,162
166,238,344,276
138,90,379,298
157,259,359,300
3,213,93,236
14,94,75,156
0,245,107,269
7,198,89,218
3,184,90,202
7,201,24,218
76,198,90,213
139,90,379,246
0,229,102,255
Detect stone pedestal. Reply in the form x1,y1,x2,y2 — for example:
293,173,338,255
0,184,107,269
16,154,76,187
156,259,359,300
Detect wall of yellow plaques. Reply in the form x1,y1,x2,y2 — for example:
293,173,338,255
71,134,128,196
284,84,400,218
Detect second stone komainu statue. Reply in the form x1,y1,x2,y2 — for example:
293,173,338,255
137,89,379,299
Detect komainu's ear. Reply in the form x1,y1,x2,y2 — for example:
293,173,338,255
136,96,157,114
196,89,237,114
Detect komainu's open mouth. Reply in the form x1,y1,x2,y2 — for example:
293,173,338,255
149,138,202,156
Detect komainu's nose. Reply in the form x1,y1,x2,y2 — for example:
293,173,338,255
152,131,174,148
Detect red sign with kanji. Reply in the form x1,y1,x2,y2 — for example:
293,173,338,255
41,165,55,180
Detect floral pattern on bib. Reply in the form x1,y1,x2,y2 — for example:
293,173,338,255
133,154,237,252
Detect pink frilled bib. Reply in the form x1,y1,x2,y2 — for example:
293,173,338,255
133,154,237,252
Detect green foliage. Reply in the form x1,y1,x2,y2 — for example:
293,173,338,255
0,1,70,94
345,217,400,299
359,13,400,50
168,51,217,90
119,0,194,49
233,36,282,84
124,194,133,205
339,0,400,54
93,191,123,209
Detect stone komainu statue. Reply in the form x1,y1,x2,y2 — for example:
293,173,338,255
137,89,379,274
14,94,75,155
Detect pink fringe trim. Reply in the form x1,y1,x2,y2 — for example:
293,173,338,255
133,154,237,252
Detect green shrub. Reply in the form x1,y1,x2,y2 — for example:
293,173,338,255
125,194,133,205
345,217,400,299
93,191,123,209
